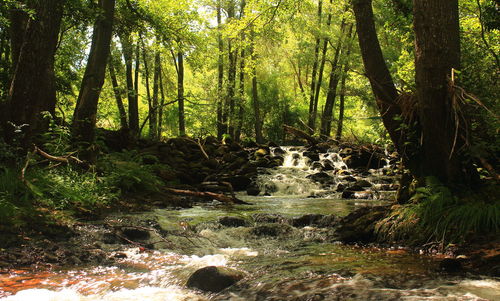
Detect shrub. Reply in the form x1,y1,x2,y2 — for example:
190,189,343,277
377,177,500,244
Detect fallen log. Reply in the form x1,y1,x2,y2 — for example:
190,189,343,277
165,188,251,205
283,125,319,145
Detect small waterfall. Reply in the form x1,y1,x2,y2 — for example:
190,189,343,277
256,147,347,196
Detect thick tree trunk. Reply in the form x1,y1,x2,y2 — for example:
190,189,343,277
413,0,465,184
307,0,323,134
7,0,63,143
216,0,225,140
177,51,185,136
119,32,139,135
320,22,349,137
108,54,128,130
72,0,115,145
352,0,403,151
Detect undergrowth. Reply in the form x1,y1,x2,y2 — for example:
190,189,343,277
377,176,500,244
0,141,165,228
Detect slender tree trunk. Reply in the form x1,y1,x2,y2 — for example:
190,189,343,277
7,0,63,143
250,32,263,144
177,50,185,136
140,38,153,138
234,0,246,142
307,0,323,134
158,66,165,138
226,0,237,138
413,0,466,184
320,22,349,137
235,47,245,142
108,53,128,130
134,42,140,130
352,0,403,151
119,32,139,135
151,50,160,140
216,0,225,140
72,0,115,146
312,0,335,131
335,30,354,141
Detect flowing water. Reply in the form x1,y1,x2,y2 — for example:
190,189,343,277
1,148,499,300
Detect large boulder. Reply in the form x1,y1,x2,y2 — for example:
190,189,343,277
291,214,338,228
251,223,292,237
186,266,244,293
335,206,389,243
306,172,334,184
219,216,249,227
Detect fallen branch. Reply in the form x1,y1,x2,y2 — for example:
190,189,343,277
165,188,250,205
34,146,84,165
283,125,319,145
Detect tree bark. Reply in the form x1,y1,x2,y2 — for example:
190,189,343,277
320,21,349,138
413,0,465,184
250,32,263,144
119,32,139,135
235,47,245,142
72,0,115,146
177,50,185,136
216,0,225,140
151,50,161,140
108,53,128,130
7,0,63,143
335,31,354,141
352,0,403,151
226,0,237,138
158,65,166,138
140,37,154,138
307,0,323,134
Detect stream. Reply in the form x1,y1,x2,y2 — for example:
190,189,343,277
1,147,499,300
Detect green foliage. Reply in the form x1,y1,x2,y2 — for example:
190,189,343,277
377,177,500,244
99,150,163,194
40,113,72,156
0,167,32,224
27,166,116,211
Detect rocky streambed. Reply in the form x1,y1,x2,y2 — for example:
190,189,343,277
1,139,499,300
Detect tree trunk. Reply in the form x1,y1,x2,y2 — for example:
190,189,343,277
335,31,354,141
151,50,160,140
235,47,245,142
320,21,349,137
226,0,237,138
216,0,225,140
250,32,263,144
7,0,63,143
134,42,140,132
413,0,465,184
157,65,165,138
312,0,335,132
119,32,139,135
307,0,323,134
352,0,403,151
177,50,185,136
72,0,115,146
108,53,128,130
140,38,153,138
